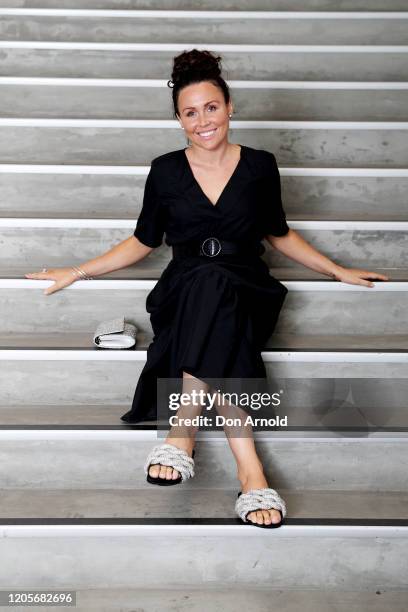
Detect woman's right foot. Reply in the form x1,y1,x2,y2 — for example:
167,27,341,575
148,439,195,481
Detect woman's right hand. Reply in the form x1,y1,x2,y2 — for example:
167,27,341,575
25,267,80,295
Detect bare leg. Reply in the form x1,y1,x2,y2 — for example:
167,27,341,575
213,388,282,526
148,371,208,481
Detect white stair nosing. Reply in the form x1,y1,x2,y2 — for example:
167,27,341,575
281,168,408,177
1,350,408,363
2,280,407,291
0,349,147,360
1,42,407,53
1,524,406,538
0,118,407,129
2,77,408,90
0,430,403,441
0,164,150,174
1,218,408,231
286,221,408,230
1,9,408,19
0,165,407,177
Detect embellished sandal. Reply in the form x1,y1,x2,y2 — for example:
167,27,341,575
235,487,287,528
144,442,196,486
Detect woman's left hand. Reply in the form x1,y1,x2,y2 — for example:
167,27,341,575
332,266,389,287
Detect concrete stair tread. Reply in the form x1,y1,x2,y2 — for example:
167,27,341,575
1,331,407,351
2,212,408,222
3,49,406,82
0,404,407,430
2,13,408,47
2,0,406,10
1,265,408,281
14,587,408,612
0,488,406,522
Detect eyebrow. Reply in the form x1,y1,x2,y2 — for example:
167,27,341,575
182,99,220,112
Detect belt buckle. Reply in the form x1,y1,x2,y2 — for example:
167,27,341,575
200,237,221,257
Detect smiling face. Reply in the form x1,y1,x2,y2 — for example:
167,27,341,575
176,80,233,150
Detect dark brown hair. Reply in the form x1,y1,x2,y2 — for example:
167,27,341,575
167,49,231,119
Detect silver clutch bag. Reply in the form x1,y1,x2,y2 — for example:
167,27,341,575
93,316,138,349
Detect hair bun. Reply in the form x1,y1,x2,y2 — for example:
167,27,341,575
168,49,222,89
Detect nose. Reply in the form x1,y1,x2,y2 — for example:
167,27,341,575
196,110,212,127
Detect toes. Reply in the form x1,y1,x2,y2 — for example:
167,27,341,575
270,509,282,524
246,511,256,524
165,466,174,480
256,511,264,524
148,464,160,478
246,509,282,525
148,463,181,480
247,511,263,525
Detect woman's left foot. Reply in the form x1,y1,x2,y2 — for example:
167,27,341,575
238,470,282,526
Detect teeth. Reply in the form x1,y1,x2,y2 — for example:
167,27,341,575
199,129,216,136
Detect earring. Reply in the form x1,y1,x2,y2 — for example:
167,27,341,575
229,113,232,118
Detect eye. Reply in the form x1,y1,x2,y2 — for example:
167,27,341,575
208,105,217,111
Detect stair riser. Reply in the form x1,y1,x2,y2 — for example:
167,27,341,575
0,440,406,489
1,49,407,80
1,173,407,221
2,281,408,337
0,126,405,165
3,86,408,121
266,229,408,269
1,0,407,10
0,533,407,590
2,16,408,45
1,227,406,269
1,360,407,407
1,286,408,335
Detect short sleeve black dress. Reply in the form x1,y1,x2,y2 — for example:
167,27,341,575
120,144,290,424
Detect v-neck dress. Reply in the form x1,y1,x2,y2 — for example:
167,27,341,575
120,144,290,424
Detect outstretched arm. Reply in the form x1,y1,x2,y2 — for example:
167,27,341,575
265,228,389,288
25,234,154,295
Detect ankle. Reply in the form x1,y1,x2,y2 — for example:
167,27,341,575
237,459,265,484
164,437,195,455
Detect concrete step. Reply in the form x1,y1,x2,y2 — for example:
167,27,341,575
0,488,407,520
2,80,408,121
1,347,407,408
1,278,408,336
2,332,408,351
0,121,405,165
1,45,407,80
1,165,407,221
0,521,406,591
2,0,407,10
1,12,408,45
0,587,403,612
1,223,406,271
0,402,407,431
0,432,406,490
2,263,408,281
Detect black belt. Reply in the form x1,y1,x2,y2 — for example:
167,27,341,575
172,237,265,259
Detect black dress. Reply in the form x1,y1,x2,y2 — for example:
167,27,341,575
120,144,290,424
